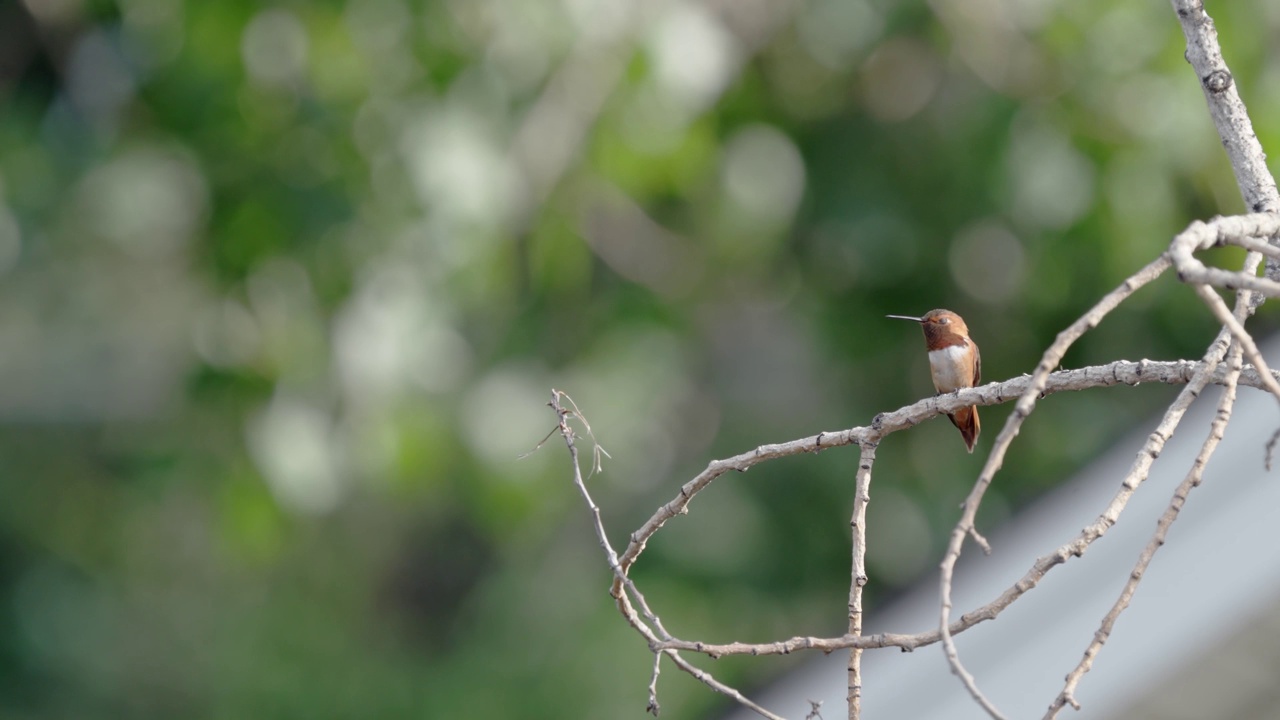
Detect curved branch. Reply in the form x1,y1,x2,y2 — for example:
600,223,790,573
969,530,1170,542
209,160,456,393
1044,335,1245,718
935,255,1174,719
613,354,1280,588
549,390,784,719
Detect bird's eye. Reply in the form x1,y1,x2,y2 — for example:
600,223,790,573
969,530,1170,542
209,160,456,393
939,317,950,324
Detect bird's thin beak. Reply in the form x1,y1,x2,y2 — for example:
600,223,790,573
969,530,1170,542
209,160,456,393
886,314,924,323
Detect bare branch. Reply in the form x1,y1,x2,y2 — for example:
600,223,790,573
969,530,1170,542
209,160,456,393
1172,214,1280,461
847,444,875,720
1170,0,1280,218
1035,0,1280,695
663,649,787,720
613,348,1280,591
1042,235,1262,715
646,653,662,716
1045,337,1245,718
935,257,1171,718
1191,284,1280,405
555,214,1280,720
614,360,1278,665
1233,234,1280,261
1167,212,1280,298
528,3,1280,719
932,149,1280,715
548,389,783,718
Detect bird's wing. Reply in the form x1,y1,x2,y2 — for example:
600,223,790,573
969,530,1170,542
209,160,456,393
972,340,981,386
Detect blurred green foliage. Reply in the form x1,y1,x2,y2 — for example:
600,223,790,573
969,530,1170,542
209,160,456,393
0,0,1277,718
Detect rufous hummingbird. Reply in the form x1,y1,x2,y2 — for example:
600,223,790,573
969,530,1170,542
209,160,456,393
887,309,981,452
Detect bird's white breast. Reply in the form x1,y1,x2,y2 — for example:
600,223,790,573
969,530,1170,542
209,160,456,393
928,344,970,393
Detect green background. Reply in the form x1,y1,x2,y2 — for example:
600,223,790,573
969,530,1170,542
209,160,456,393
0,0,1276,717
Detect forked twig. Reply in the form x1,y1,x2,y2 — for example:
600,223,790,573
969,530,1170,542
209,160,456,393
534,2,1280,719
935,257,1171,718
1044,336,1245,717
546,389,784,719
926,0,1280,709
554,357,1280,659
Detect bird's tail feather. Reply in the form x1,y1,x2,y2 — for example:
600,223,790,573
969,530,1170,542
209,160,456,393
949,406,980,453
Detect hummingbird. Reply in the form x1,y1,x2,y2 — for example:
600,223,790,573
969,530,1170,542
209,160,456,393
886,309,981,452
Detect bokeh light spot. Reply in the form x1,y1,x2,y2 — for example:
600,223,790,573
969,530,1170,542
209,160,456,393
242,8,309,88
648,3,739,111
797,0,881,70
402,104,523,228
192,298,262,369
1006,118,1096,229
75,146,209,258
861,37,942,123
948,219,1028,305
248,394,345,515
67,31,137,128
461,366,552,471
721,124,806,227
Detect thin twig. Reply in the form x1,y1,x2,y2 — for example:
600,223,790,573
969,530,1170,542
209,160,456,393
646,653,662,716
549,389,783,719
1048,0,1280,692
1191,285,1280,404
1034,196,1271,714
1170,0,1280,329
570,360,1277,656
544,4,1280,718
847,444,875,720
936,257,1171,719
613,352,1277,592
553,208,1280,715
664,649,786,720
1233,234,1280,261
1053,245,1261,718
1044,337,1245,718
937,201,1280,715
1166,213,1280,299
558,391,612,476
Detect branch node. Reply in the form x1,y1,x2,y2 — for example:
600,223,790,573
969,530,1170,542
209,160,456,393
1203,69,1232,93
1266,428,1280,470
968,526,993,555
